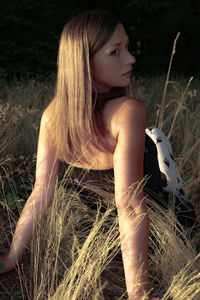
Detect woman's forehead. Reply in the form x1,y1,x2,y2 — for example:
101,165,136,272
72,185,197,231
105,23,129,48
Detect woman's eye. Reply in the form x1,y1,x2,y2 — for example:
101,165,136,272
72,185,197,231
111,49,120,56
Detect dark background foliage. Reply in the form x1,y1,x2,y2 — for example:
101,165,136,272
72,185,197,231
0,0,200,80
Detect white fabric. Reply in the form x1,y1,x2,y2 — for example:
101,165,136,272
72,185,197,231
145,128,190,207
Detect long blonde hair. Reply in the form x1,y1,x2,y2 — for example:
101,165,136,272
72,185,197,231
52,13,128,165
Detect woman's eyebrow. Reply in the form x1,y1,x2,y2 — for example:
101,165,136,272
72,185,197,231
110,38,129,47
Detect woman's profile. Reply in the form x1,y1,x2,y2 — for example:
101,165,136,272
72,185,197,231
0,12,197,299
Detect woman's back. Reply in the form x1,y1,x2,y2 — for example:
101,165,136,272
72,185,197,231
46,95,144,170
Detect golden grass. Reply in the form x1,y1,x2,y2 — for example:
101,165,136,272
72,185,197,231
0,64,200,298
15,178,200,299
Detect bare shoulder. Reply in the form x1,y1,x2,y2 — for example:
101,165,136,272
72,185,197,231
103,96,146,137
41,98,56,126
37,98,57,146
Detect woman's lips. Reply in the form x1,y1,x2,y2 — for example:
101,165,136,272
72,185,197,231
121,69,132,76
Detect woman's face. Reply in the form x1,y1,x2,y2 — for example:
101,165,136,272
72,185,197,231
91,23,136,93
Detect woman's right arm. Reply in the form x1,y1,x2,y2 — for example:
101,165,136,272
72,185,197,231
0,105,61,273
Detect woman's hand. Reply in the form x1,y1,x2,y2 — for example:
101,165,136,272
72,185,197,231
128,294,161,300
0,255,17,274
128,293,161,300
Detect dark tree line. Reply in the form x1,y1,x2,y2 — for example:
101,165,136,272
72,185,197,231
0,0,200,80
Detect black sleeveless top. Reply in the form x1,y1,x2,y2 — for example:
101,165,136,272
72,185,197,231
64,89,164,203
65,134,163,202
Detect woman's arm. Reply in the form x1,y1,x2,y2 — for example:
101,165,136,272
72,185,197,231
0,107,61,273
113,97,150,299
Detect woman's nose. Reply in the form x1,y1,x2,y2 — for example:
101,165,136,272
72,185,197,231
126,51,136,65
130,53,136,65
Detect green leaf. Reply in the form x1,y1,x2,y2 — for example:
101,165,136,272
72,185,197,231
0,262,5,273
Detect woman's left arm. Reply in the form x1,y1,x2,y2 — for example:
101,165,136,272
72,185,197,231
113,98,150,299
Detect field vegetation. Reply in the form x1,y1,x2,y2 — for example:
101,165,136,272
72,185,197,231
0,69,200,299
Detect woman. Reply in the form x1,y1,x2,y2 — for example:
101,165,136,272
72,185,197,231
0,12,196,299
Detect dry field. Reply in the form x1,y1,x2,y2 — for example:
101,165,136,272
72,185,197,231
0,71,200,299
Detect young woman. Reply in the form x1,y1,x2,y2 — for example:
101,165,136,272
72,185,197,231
0,12,197,299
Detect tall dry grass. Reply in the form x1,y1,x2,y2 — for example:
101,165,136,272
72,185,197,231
131,72,200,212
0,65,200,298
